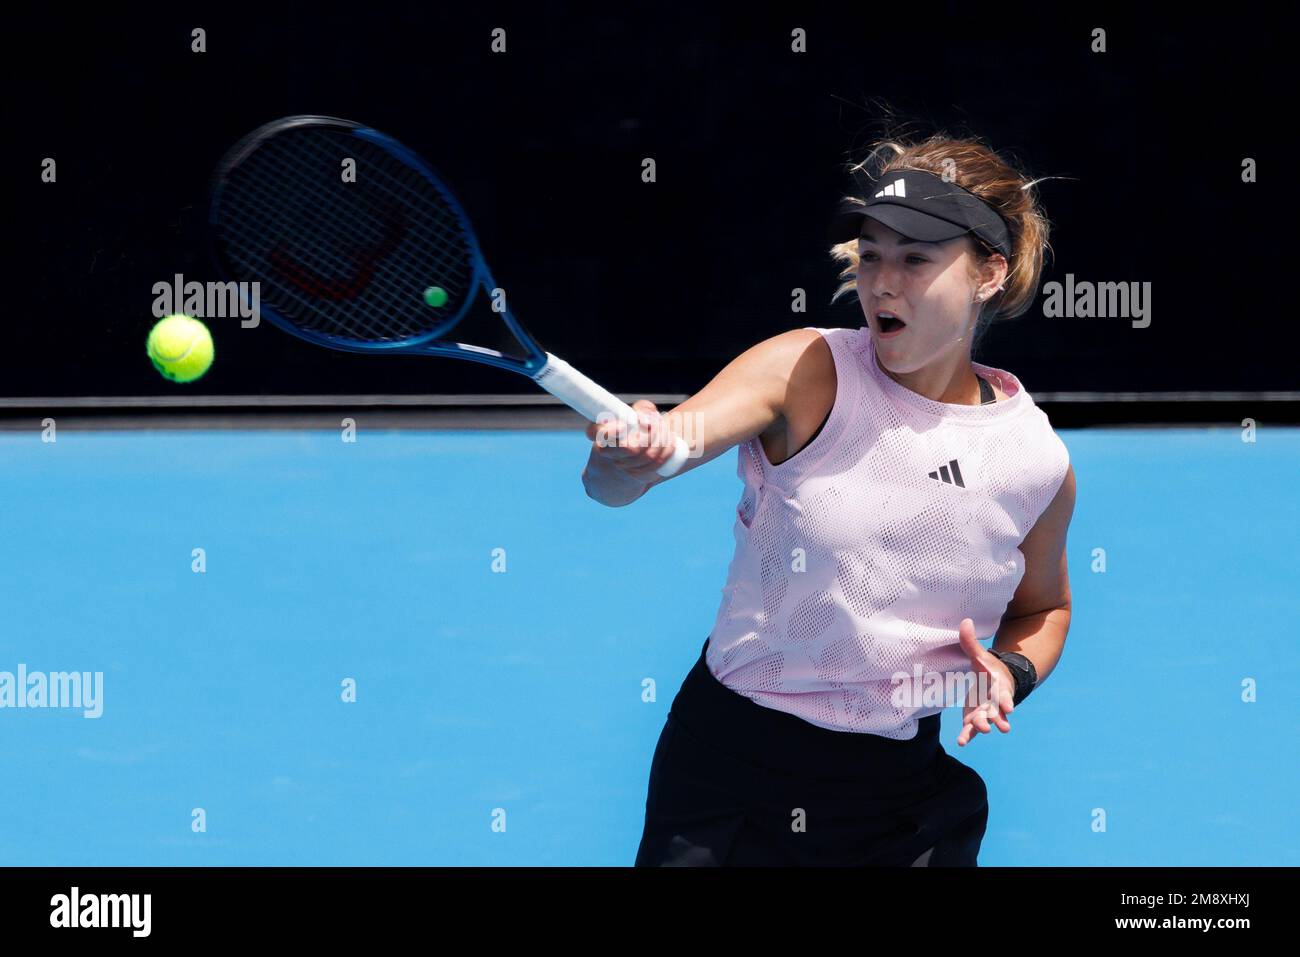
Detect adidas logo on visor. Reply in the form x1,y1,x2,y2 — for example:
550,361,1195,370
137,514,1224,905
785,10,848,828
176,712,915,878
874,178,907,198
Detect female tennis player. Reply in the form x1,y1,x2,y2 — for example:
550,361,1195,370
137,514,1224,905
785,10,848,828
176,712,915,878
583,132,1076,866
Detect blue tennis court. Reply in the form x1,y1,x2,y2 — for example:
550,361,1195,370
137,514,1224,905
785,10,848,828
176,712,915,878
1,425,1296,866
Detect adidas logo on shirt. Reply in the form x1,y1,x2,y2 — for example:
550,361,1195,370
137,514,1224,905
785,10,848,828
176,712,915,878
928,458,966,487
874,178,907,198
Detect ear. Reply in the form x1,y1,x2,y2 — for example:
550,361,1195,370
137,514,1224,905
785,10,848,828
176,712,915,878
977,253,1009,296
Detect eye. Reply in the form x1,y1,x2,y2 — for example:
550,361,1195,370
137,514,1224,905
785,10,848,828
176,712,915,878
858,251,927,264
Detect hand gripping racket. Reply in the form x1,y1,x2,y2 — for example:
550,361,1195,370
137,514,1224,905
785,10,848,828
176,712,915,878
208,115,690,477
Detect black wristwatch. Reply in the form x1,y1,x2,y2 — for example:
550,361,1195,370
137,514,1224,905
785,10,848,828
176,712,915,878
989,650,1038,706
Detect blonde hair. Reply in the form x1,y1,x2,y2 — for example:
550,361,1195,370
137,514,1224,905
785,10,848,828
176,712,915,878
829,128,1056,351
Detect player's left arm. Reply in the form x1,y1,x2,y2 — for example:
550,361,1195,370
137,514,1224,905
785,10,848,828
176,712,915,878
993,463,1077,687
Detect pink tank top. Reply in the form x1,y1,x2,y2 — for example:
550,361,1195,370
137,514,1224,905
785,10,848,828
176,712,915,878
705,325,1070,739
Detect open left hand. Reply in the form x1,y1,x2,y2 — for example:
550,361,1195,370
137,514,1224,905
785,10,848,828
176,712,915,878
954,617,1017,747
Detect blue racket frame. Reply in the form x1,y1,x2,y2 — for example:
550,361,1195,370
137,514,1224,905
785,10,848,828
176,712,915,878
208,115,550,376
208,114,693,478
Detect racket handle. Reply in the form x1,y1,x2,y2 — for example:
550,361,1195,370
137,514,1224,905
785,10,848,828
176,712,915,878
534,353,690,478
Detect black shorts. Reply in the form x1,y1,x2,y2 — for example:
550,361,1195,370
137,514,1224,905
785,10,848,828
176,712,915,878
634,638,989,866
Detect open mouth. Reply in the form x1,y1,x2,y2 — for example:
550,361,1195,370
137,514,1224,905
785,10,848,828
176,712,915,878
877,314,906,333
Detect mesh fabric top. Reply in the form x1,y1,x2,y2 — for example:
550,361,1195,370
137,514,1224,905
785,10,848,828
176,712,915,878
705,326,1071,739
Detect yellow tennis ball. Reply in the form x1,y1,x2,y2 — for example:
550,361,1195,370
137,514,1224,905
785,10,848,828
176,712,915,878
147,314,214,383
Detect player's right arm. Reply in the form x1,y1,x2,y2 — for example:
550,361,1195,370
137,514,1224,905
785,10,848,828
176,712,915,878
580,328,826,507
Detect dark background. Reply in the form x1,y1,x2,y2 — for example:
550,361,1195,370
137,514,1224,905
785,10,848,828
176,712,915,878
5,4,1291,401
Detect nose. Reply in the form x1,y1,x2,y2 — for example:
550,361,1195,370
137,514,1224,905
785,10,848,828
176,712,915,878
869,265,902,300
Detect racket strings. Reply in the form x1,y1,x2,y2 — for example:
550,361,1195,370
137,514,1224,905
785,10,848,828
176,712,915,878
222,146,389,329
229,130,469,334
229,132,466,338
213,126,477,343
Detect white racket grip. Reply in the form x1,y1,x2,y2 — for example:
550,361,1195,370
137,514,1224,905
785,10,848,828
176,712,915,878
533,352,690,478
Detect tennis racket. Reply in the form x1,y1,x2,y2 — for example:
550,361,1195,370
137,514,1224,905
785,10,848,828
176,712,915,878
208,114,690,477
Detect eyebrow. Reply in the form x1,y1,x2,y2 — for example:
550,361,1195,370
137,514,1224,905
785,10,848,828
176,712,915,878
857,231,936,248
